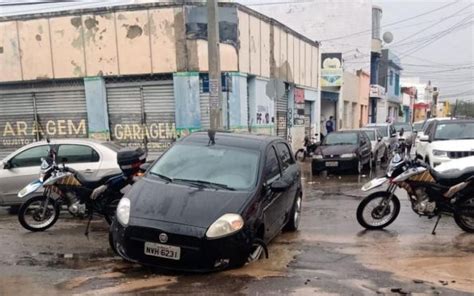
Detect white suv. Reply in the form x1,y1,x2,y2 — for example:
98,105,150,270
418,120,474,167
415,117,455,159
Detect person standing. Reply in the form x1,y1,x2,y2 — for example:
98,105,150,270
326,116,334,134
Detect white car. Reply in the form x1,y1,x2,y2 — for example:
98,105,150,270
364,123,398,153
0,139,122,208
415,117,455,159
358,128,388,164
418,120,474,167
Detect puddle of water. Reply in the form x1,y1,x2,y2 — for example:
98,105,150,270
85,276,178,295
223,235,301,279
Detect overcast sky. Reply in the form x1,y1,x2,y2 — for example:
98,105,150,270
374,0,474,102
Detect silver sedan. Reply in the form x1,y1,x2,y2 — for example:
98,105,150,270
0,139,122,208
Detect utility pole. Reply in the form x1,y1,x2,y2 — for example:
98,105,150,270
208,0,222,129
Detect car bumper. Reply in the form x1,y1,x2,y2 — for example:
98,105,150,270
311,157,359,172
110,218,252,272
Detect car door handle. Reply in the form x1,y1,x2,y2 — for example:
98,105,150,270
84,169,93,174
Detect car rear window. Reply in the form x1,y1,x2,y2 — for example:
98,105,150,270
324,132,358,145
362,131,375,141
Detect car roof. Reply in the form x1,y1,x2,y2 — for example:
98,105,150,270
329,130,360,134
26,138,107,146
179,132,284,151
435,119,474,124
366,123,390,126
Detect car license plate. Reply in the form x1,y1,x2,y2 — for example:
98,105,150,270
144,242,180,260
325,161,338,167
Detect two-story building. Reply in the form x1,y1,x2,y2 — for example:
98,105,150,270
378,49,403,122
0,1,320,158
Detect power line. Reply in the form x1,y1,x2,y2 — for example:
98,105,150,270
318,0,461,42
389,5,473,48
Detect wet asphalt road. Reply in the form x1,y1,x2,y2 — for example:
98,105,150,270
0,163,473,295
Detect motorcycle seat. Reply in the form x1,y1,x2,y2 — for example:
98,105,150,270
75,171,122,189
431,166,474,186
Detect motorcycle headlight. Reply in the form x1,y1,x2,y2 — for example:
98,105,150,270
433,150,448,157
206,213,244,239
116,197,131,226
341,153,356,158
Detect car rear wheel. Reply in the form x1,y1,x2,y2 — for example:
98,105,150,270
284,195,302,231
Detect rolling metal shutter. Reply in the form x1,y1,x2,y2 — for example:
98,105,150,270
200,93,210,130
0,82,87,159
106,80,175,157
276,89,289,139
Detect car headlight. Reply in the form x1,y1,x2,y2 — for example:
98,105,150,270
206,213,244,239
313,154,323,159
340,153,356,158
432,150,448,157
116,197,131,226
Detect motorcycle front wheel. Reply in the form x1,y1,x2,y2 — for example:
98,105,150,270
454,196,474,233
356,191,400,230
18,195,60,232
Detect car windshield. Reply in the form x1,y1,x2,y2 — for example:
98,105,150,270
324,133,358,145
149,144,260,190
393,123,412,132
361,131,375,141
366,125,387,137
434,122,474,140
413,122,423,131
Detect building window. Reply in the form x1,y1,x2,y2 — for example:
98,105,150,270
395,74,400,95
389,70,394,86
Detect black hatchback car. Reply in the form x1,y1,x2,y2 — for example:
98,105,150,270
311,130,372,174
110,132,302,272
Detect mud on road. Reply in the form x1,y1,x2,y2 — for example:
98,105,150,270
0,163,473,295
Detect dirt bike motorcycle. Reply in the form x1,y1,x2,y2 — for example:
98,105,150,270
295,134,320,161
17,145,146,233
357,151,474,234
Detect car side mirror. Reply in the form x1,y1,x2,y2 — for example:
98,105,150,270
3,161,11,170
140,162,151,173
270,179,289,193
419,135,429,142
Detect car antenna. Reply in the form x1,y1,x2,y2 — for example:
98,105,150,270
208,129,216,145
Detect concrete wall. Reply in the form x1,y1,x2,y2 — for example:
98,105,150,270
237,9,319,89
358,70,370,127
245,0,372,73
341,71,359,129
0,7,181,81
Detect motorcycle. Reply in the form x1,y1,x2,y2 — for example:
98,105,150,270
295,134,320,162
17,143,146,233
356,148,474,234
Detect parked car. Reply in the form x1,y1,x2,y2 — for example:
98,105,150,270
417,120,474,167
0,139,122,208
393,122,415,147
412,121,424,134
109,132,302,272
357,128,388,164
415,117,456,161
312,130,372,174
364,123,398,153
